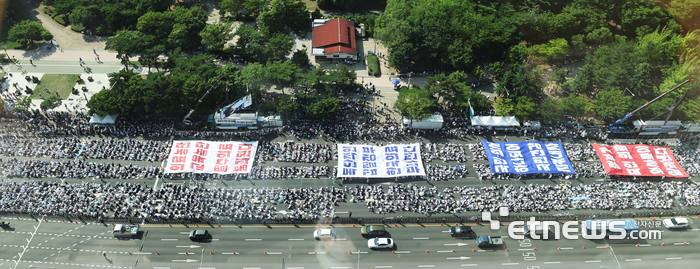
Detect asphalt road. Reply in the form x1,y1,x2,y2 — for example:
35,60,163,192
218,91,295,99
2,215,699,269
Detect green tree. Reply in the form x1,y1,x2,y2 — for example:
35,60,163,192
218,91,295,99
538,99,563,121
8,20,45,45
561,95,594,120
69,5,98,28
263,34,295,62
306,97,340,118
394,88,437,122
105,30,155,70
667,0,700,31
40,96,62,111
493,97,514,116
265,60,301,93
277,95,300,119
139,44,166,71
239,62,268,91
513,96,537,121
167,7,208,49
496,64,543,99
12,96,32,112
137,11,176,39
552,68,567,85
620,0,680,38
220,0,244,17
586,27,613,45
528,38,569,61
291,48,310,68
594,89,633,121
200,20,235,52
570,34,586,52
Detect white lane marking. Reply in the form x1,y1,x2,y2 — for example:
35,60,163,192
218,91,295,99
287,267,304,269
242,267,261,269
558,247,573,250
413,238,429,240
437,250,454,253
336,238,347,241
544,262,561,264
199,268,215,269
288,239,304,241
331,267,348,269
175,245,201,248
502,263,519,266
637,244,651,247
417,266,435,268
445,243,469,246
265,252,282,255
461,265,477,267
666,257,682,260
393,251,411,254
585,261,601,263
442,231,450,233
375,266,392,268
131,252,151,255
308,251,326,254
161,239,178,241
245,239,262,241
517,249,533,251
446,257,471,260
625,259,641,262
221,252,237,255
153,267,170,269
596,246,608,249
179,232,190,234
674,242,690,245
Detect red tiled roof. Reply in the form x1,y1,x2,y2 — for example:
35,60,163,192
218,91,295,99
312,18,356,55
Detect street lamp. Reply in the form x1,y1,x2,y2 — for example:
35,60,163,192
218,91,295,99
52,247,62,269
503,86,510,96
624,88,635,97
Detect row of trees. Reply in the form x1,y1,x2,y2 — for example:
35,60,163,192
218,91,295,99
47,0,173,34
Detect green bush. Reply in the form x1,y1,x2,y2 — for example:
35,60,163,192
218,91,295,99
41,29,53,40
70,23,86,32
94,24,113,36
43,7,57,17
54,14,68,26
367,53,380,76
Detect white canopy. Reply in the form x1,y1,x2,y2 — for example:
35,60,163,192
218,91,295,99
471,116,520,127
89,114,118,125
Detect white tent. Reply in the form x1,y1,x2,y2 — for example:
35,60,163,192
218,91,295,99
471,116,520,127
89,114,104,124
89,114,118,125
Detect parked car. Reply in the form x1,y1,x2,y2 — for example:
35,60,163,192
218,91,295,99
663,217,689,229
368,238,394,249
361,225,386,237
313,228,336,240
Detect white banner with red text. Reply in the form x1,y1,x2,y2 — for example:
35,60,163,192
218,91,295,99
164,140,258,174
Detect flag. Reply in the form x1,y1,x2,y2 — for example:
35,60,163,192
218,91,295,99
468,99,475,119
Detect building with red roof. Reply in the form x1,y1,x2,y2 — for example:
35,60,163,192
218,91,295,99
311,18,358,60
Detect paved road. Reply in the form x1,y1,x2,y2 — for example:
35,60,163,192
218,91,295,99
1,216,699,269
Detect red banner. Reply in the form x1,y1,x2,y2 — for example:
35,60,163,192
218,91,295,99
591,144,689,177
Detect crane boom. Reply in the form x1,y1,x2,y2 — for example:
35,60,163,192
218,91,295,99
182,75,227,125
609,79,694,130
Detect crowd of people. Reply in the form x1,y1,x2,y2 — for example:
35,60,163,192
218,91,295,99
0,137,169,161
0,159,163,179
258,141,333,163
361,181,699,216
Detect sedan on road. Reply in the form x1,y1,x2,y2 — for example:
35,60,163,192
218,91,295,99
663,217,689,229
368,238,394,249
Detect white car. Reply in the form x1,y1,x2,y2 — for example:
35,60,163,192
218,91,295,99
368,238,394,249
663,217,689,229
313,228,335,240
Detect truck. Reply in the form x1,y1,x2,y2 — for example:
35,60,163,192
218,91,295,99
402,114,444,129
113,224,140,239
476,235,504,248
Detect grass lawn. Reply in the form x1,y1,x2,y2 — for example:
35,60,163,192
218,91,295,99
31,74,81,99
302,0,319,11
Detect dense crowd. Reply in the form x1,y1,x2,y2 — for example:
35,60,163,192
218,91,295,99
0,137,168,161
258,141,333,163
361,181,700,216
0,159,163,179
249,165,330,179
1,179,698,220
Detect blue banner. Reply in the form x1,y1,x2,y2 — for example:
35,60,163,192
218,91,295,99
481,140,575,174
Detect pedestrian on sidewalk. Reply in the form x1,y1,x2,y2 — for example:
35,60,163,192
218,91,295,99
349,211,352,218
93,49,96,54
29,60,33,65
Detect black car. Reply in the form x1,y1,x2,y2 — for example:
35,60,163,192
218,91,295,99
450,226,475,238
